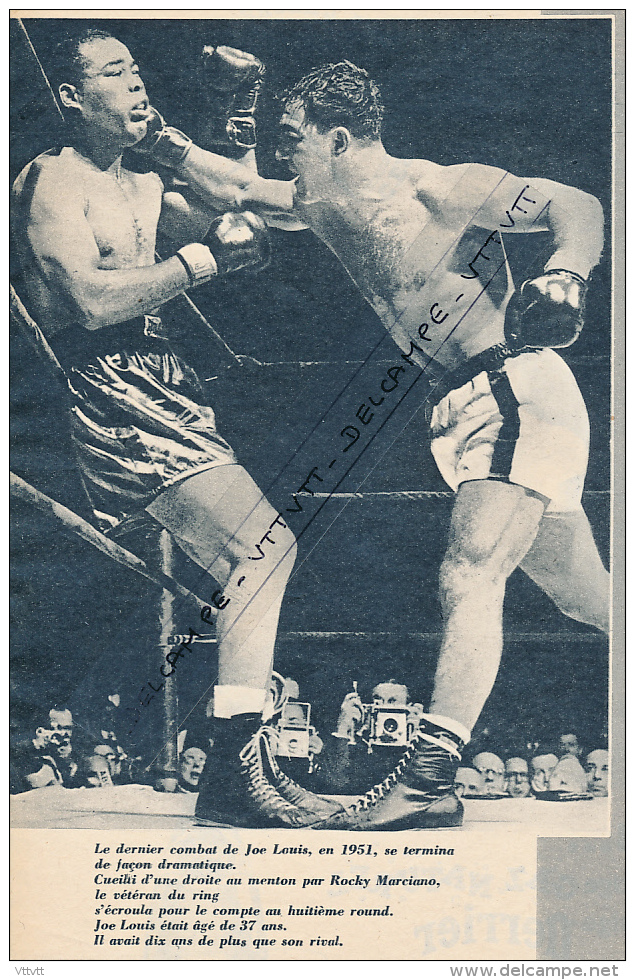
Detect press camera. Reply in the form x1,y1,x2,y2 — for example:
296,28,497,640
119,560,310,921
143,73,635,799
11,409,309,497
361,705,411,747
275,701,313,758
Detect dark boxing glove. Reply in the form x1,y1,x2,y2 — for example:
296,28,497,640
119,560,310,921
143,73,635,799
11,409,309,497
504,269,588,350
175,211,271,286
132,107,193,168
199,44,265,152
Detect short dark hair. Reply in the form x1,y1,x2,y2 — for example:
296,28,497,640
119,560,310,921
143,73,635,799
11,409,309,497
49,28,116,94
282,61,383,140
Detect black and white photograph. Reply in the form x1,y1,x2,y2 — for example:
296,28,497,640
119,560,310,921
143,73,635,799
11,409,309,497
9,9,623,964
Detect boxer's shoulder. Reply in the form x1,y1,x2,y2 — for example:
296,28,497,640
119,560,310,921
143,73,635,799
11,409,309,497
410,159,473,200
13,147,87,210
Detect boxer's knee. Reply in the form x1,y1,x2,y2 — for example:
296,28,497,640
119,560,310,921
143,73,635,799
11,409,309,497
227,516,297,578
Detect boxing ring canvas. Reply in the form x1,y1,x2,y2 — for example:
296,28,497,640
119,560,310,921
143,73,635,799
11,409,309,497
9,10,624,967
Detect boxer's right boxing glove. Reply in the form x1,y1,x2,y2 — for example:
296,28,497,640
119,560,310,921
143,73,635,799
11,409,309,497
504,269,587,350
175,210,271,286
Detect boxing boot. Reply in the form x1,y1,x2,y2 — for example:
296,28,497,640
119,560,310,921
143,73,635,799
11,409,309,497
316,721,464,831
257,727,344,821
194,713,339,828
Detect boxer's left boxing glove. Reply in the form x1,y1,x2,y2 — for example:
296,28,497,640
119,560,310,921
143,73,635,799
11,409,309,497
199,45,265,152
175,211,271,287
504,269,588,350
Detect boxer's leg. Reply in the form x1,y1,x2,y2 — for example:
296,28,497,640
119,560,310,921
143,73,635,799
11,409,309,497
148,463,343,827
318,478,546,831
519,508,609,632
429,479,546,735
147,462,296,703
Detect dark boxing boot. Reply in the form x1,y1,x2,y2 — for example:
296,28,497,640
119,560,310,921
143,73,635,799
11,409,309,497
316,721,464,831
258,727,344,821
194,713,341,828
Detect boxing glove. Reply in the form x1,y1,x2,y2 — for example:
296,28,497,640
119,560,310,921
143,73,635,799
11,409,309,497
132,107,193,168
504,269,587,350
175,211,271,286
199,44,265,151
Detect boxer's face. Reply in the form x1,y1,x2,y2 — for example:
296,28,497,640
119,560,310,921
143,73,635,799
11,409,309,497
276,103,334,203
65,37,149,146
585,750,609,797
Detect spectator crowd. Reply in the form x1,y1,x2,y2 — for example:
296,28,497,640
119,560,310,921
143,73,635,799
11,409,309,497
10,681,609,803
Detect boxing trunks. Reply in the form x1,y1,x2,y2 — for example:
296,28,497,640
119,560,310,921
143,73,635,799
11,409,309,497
428,345,589,513
54,315,237,530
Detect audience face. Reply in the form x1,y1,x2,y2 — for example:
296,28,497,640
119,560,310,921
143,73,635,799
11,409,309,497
472,752,506,795
530,753,559,793
283,703,308,727
36,708,74,756
547,755,588,794
505,757,531,798
284,678,301,701
49,708,73,737
93,744,121,777
179,747,206,788
559,733,581,758
454,767,484,797
371,682,409,706
585,749,609,797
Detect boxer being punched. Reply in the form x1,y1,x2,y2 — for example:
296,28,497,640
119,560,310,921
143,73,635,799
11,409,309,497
269,61,609,829
11,29,340,827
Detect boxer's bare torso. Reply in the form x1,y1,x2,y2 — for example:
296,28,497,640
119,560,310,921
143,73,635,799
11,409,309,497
293,156,535,371
13,146,163,335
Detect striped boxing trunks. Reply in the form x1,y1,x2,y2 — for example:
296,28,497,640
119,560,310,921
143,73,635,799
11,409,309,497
427,345,589,513
56,315,237,531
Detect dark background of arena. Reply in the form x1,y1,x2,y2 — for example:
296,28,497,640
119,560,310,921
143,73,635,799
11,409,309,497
10,17,611,763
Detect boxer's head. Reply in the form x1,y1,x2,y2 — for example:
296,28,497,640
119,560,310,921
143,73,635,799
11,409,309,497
505,757,531,798
585,749,609,797
52,29,149,147
277,61,384,201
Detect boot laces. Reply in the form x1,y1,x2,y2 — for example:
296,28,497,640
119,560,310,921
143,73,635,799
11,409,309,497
239,728,304,818
349,729,461,814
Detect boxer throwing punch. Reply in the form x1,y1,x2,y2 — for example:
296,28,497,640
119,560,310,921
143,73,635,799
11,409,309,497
12,29,341,828
270,61,609,829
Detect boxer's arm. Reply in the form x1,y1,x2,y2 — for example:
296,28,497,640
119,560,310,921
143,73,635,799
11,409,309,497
135,109,308,229
436,162,604,279
175,142,303,215
159,179,308,244
529,177,604,280
22,173,190,330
